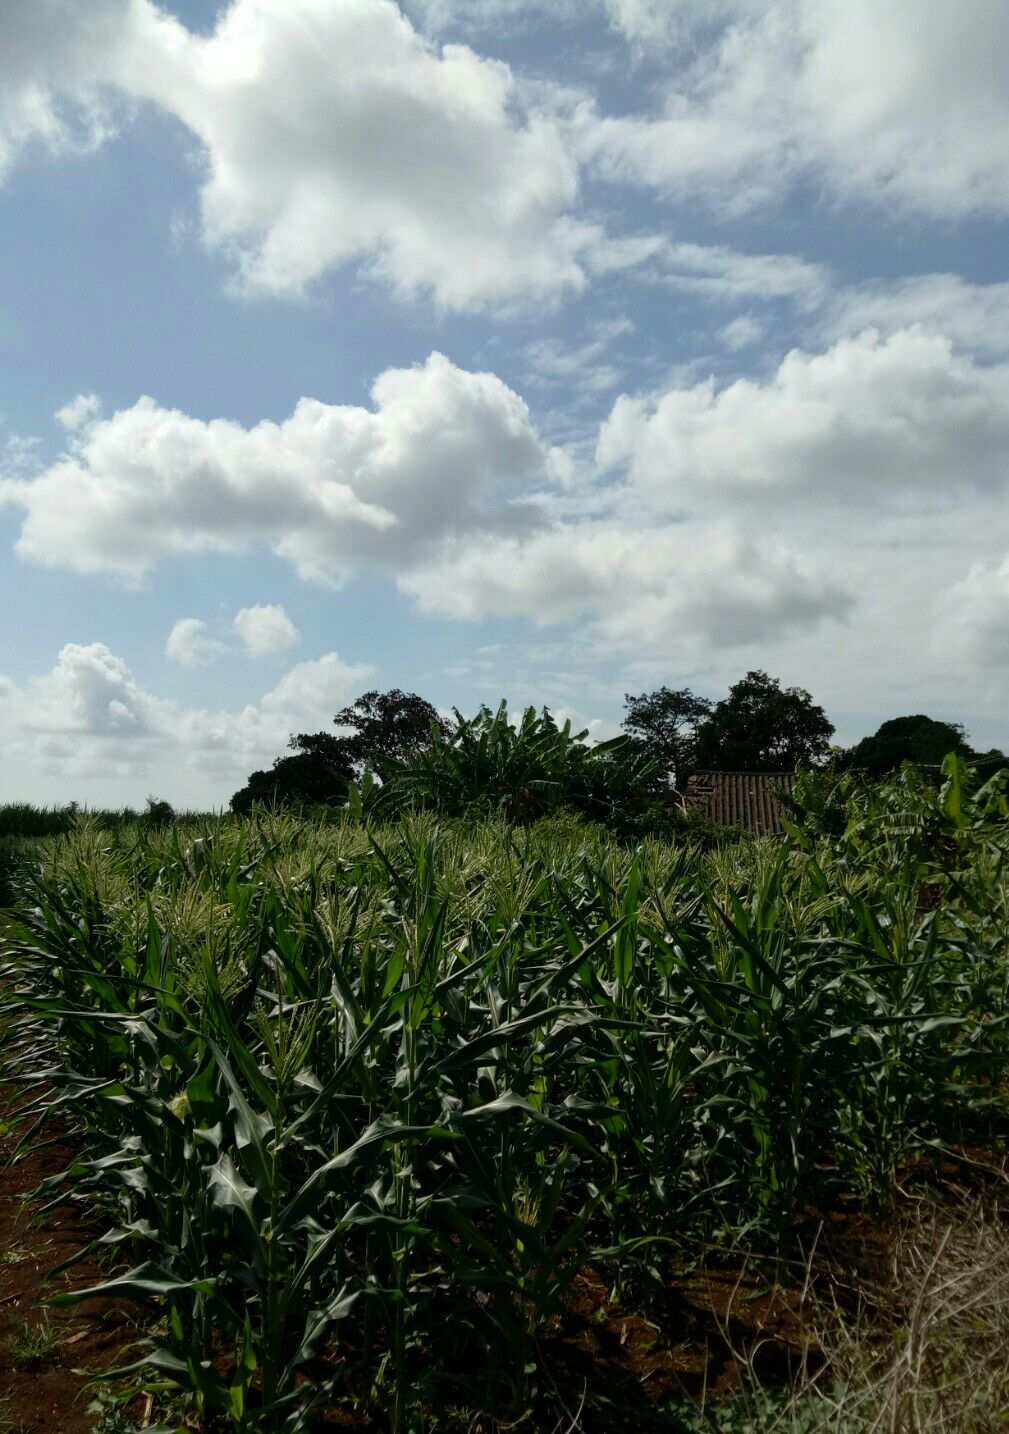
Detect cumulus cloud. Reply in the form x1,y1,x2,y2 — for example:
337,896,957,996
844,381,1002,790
597,328,1009,512
400,521,850,653
823,276,1009,361
233,604,300,657
7,0,965,320
165,618,226,667
33,642,157,738
0,353,560,583
0,0,138,181
939,558,1009,668
168,0,594,310
55,392,102,431
2,0,593,313
17,330,1006,679
576,0,1009,220
0,642,372,806
0,339,854,659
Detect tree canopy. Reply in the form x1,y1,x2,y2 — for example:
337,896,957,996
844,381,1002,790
622,686,712,789
291,688,446,780
232,688,445,813
693,670,834,772
372,702,662,833
842,715,972,776
228,676,999,826
230,749,355,815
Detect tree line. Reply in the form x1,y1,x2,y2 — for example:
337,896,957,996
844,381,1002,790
230,671,1004,825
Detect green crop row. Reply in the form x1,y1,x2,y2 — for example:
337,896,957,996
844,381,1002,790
2,759,1008,1431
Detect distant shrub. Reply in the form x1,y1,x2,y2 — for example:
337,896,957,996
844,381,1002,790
143,796,176,826
0,836,33,907
0,803,76,840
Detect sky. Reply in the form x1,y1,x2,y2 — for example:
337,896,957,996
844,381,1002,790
2,0,1009,808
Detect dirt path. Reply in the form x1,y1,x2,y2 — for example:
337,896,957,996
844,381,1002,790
0,911,145,1431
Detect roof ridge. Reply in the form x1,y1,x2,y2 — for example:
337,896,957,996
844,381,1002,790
689,770,798,777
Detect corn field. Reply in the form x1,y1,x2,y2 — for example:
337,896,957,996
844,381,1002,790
1,760,1008,1431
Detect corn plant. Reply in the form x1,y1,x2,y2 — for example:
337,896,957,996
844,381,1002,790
1,780,1007,1430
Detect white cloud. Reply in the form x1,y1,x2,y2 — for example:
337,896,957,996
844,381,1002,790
0,353,560,583
526,319,633,395
585,233,828,308
15,329,1009,704
6,0,1009,320
2,0,592,313
165,618,226,667
0,0,867,322
0,1,135,181
400,521,850,653
824,276,1009,361
169,0,593,311
576,0,1009,220
597,328,1009,512
718,314,765,351
233,604,300,657
55,393,102,431
0,642,372,807
939,558,1009,669
406,0,581,32
568,321,1009,730
602,0,757,49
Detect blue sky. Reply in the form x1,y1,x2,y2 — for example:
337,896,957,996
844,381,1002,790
2,0,1009,806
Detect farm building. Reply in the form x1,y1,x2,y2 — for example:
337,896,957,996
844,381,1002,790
682,770,799,836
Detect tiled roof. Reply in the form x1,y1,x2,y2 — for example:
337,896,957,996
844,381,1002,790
684,770,799,836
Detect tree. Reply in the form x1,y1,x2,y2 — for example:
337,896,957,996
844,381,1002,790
694,670,834,772
842,715,972,777
622,687,712,789
230,749,355,815
374,701,661,831
291,689,446,779
231,689,444,817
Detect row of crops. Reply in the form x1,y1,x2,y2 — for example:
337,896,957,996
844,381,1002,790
2,763,1009,1430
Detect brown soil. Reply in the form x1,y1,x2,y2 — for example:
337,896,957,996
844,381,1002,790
0,1085,147,1432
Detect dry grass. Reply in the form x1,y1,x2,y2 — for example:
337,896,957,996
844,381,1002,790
706,1194,1009,1433
825,1196,1009,1432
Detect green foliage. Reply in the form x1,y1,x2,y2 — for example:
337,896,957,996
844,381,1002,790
694,670,834,772
11,1311,61,1368
1,775,1007,1429
622,686,713,787
370,700,662,830
842,714,973,776
233,689,445,817
292,688,446,779
143,796,176,825
670,1388,827,1432
230,750,355,815
0,802,79,839
0,836,31,907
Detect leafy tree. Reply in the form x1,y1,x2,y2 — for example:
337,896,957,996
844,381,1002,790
291,688,446,779
144,796,176,825
372,701,661,831
230,749,355,815
841,714,972,776
694,670,834,772
622,686,712,789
